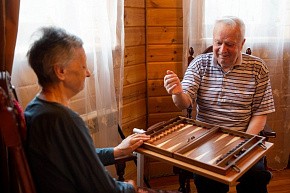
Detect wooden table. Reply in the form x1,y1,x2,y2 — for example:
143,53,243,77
136,141,273,186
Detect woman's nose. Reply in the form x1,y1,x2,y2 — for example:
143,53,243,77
86,69,91,77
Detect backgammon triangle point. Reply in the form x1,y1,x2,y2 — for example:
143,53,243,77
208,154,223,165
167,142,182,152
214,133,229,143
225,136,241,147
194,151,210,161
156,138,172,148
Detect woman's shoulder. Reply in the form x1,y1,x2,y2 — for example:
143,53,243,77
25,97,82,126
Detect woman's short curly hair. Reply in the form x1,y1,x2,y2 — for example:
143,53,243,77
27,27,83,87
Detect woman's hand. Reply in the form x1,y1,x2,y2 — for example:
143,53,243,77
126,180,138,192
114,133,150,158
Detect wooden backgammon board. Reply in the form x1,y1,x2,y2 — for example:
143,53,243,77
136,116,273,184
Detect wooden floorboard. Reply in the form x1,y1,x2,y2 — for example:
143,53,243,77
124,161,290,193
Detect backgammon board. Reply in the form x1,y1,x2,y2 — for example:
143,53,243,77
139,116,272,176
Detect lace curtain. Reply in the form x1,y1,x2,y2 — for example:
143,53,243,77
11,0,124,148
183,0,290,170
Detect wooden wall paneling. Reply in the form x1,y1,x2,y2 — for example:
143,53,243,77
125,27,146,47
124,45,146,67
146,9,182,27
122,63,146,132
147,80,167,97
145,0,184,178
122,99,147,129
148,112,184,127
148,96,180,114
147,61,183,98
125,8,145,27
125,0,145,8
123,82,146,105
146,0,183,124
123,1,147,136
147,26,183,44
147,44,183,62
147,61,183,79
146,0,182,8
123,64,146,86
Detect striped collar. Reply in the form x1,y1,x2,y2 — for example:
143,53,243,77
212,52,243,71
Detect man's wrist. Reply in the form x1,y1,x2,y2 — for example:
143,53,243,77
172,91,183,95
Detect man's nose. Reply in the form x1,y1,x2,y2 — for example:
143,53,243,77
220,43,228,53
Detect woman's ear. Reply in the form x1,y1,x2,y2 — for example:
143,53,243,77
241,38,246,48
53,64,66,80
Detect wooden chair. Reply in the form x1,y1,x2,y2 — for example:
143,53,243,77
245,47,276,140
174,46,276,193
115,125,138,181
0,71,37,193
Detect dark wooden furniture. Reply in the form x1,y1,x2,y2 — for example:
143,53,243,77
136,116,273,185
0,71,37,193
116,125,152,188
142,116,270,175
115,125,137,181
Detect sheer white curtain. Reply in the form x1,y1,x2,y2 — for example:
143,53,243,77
12,0,124,148
183,0,290,170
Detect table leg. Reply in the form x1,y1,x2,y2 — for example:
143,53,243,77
137,153,144,187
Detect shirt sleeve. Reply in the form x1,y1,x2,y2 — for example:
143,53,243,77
182,54,205,101
95,147,116,166
252,61,275,115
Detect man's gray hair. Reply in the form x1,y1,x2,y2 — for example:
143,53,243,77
214,16,245,41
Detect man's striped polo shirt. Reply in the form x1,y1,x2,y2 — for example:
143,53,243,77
182,52,275,131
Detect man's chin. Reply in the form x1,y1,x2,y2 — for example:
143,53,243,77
218,59,228,65
218,59,232,67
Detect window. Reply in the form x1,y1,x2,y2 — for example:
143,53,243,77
12,0,122,116
202,0,290,41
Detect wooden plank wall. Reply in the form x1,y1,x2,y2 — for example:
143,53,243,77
123,0,184,178
122,0,184,135
146,0,184,178
122,0,147,136
146,0,184,127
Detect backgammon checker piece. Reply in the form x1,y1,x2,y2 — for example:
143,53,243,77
135,116,273,186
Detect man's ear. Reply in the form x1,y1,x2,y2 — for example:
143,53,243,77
54,64,66,80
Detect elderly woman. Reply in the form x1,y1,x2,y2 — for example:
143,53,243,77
24,27,150,193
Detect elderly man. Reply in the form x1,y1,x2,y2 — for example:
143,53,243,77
164,16,275,193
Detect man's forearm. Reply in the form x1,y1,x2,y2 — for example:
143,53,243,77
172,92,192,110
246,115,267,135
